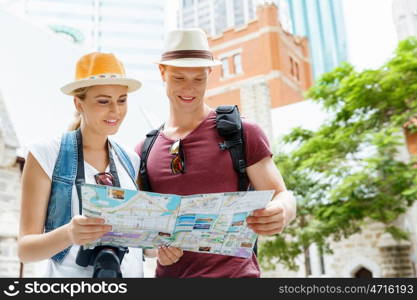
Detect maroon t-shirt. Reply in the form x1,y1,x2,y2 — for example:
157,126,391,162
135,110,272,278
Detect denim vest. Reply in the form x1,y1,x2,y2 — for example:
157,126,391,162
45,130,137,263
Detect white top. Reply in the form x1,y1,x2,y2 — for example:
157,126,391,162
29,136,144,278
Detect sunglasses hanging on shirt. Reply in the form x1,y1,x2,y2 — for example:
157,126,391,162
169,139,186,175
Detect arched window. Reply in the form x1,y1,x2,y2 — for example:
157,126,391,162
354,267,373,278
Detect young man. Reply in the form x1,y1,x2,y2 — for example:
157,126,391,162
135,28,296,278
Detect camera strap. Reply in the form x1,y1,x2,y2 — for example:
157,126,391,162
75,129,121,215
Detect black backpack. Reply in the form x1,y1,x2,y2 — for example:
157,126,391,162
138,105,258,255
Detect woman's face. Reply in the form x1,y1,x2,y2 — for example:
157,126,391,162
75,85,128,136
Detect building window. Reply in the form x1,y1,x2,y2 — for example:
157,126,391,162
354,268,373,278
295,61,300,81
290,56,300,81
233,53,243,74
183,0,194,8
248,0,255,20
233,0,245,26
221,57,229,77
214,0,227,35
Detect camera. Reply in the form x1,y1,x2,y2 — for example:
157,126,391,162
75,245,129,278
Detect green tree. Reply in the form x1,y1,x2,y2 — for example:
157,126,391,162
259,37,417,273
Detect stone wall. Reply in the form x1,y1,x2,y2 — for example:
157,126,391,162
240,81,273,140
0,88,39,277
0,162,21,277
261,214,417,277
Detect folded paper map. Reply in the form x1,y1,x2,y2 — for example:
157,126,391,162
81,183,274,258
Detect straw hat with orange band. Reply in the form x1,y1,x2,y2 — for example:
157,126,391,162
61,52,141,95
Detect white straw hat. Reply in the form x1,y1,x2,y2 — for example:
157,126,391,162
155,28,222,67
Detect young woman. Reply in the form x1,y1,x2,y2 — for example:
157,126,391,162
17,52,144,277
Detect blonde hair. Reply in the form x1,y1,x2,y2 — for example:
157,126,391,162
68,87,89,131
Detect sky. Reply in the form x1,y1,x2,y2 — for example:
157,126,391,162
342,0,398,70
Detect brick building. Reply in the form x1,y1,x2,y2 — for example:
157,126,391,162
206,3,313,139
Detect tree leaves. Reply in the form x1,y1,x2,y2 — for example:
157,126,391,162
259,37,417,272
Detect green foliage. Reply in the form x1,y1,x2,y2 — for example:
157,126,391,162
260,37,417,272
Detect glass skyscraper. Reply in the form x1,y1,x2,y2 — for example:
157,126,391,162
179,0,256,36
22,0,166,83
178,0,348,79
392,0,417,40
284,0,348,79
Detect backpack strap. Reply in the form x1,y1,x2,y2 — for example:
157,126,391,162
215,105,249,191
216,105,257,256
138,125,163,191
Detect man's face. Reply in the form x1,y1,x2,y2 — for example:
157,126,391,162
159,65,211,113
